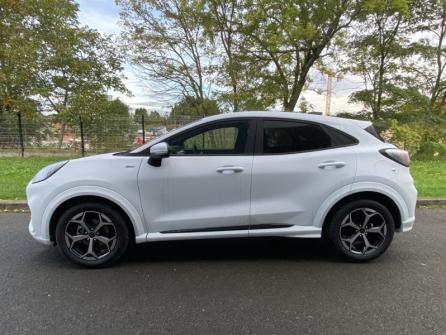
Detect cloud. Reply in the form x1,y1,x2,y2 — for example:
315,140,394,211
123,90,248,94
77,0,122,34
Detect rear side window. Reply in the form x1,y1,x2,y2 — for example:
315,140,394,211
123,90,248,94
262,120,356,154
364,125,384,142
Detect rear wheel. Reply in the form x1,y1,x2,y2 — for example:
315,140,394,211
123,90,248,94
55,203,129,268
328,199,395,262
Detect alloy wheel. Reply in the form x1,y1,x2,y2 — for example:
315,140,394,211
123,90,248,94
64,211,117,261
339,207,387,255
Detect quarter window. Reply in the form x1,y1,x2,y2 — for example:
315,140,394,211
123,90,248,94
168,121,249,155
262,120,334,154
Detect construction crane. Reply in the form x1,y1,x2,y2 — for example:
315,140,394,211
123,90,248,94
324,71,343,116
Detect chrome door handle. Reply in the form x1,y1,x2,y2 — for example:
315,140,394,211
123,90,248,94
216,166,244,174
318,161,346,169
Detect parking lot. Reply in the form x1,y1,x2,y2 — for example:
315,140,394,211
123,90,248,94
0,209,445,334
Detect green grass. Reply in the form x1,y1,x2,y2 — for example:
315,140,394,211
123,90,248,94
0,157,445,200
0,156,75,200
410,161,446,198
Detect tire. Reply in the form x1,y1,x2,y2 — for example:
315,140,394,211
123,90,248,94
55,202,129,268
327,199,395,262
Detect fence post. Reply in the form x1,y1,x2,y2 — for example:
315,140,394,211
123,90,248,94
141,114,145,144
79,117,85,157
17,112,24,157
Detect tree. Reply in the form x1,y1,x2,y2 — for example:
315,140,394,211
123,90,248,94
233,0,360,112
344,0,411,120
118,0,210,102
202,0,243,111
134,107,149,120
0,0,41,122
171,96,220,117
297,97,315,113
0,0,127,147
68,96,135,151
408,0,446,108
34,1,127,147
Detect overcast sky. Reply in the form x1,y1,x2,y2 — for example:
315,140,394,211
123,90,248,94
76,0,364,115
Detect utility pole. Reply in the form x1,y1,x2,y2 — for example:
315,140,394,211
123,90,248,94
325,74,334,116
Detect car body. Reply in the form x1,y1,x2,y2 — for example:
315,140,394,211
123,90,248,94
27,112,417,266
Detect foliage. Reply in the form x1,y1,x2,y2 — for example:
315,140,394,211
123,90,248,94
171,96,220,117
0,0,127,143
78,97,136,151
118,0,210,102
298,97,316,114
343,0,412,120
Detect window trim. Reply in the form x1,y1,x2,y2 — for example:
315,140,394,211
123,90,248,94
254,118,358,155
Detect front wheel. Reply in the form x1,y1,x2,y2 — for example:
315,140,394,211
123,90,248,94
55,203,129,268
328,200,395,262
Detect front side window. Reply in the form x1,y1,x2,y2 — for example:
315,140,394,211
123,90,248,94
262,120,332,154
168,121,249,155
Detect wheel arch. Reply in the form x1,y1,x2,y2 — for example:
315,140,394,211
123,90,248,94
49,195,137,244
321,191,402,238
43,186,147,245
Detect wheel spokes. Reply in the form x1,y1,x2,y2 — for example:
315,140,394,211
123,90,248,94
64,211,117,261
95,235,116,250
81,238,99,260
65,232,88,248
362,234,378,255
341,232,361,251
339,208,387,255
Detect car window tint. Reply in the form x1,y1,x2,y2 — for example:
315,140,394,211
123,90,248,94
263,121,332,154
169,121,248,155
323,126,358,146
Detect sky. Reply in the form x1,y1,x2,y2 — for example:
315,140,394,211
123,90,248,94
76,0,364,115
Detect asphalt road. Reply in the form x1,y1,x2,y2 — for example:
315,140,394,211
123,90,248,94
0,209,445,335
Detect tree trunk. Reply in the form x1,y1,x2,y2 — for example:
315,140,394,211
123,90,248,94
58,122,65,149
375,51,386,120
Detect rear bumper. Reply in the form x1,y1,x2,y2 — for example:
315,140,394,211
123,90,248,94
400,216,415,232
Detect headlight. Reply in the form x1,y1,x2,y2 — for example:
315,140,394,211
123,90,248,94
32,160,69,184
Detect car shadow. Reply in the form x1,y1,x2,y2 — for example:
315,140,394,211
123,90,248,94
123,237,340,264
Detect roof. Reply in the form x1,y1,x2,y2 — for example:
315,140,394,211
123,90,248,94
199,111,371,128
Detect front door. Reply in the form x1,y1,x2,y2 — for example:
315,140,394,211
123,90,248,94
138,119,255,234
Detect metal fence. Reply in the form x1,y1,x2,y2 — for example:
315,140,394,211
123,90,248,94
0,113,201,157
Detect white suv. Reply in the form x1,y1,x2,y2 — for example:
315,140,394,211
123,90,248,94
27,112,417,267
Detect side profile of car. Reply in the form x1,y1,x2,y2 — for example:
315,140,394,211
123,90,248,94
27,112,417,267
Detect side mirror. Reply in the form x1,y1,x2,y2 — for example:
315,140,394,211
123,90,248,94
148,142,169,167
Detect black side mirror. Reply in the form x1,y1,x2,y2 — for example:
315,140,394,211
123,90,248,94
148,142,169,167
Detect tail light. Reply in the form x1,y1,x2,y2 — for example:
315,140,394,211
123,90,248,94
379,148,410,167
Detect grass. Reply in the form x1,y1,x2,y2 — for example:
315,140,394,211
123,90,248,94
0,156,445,200
0,156,75,200
410,161,446,198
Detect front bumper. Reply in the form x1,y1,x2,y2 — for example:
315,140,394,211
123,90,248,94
28,220,51,245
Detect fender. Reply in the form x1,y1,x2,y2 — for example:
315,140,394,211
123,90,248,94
313,181,410,229
42,186,147,243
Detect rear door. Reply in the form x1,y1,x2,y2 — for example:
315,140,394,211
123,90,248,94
250,119,357,230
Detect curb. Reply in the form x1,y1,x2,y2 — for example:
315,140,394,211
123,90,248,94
1,199,446,212
0,200,28,212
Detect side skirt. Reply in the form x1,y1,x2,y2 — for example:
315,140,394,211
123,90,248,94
142,225,322,243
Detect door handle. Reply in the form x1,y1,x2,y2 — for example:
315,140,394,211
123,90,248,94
216,166,244,174
318,161,346,169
